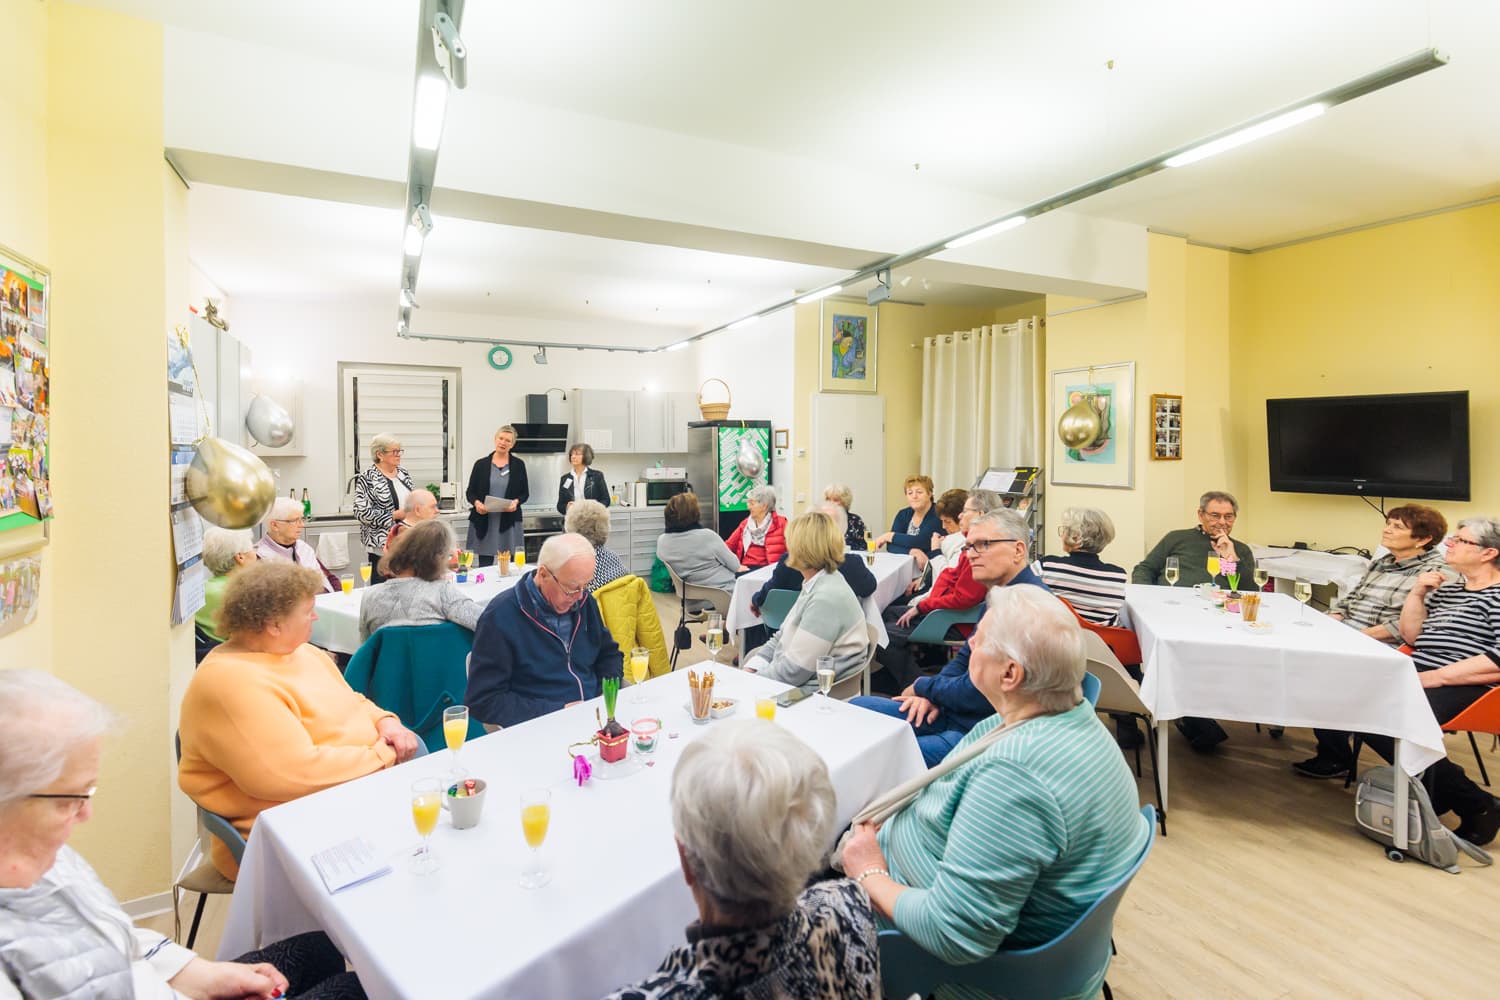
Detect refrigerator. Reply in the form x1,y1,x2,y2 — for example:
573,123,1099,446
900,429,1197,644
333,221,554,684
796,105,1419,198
684,420,772,539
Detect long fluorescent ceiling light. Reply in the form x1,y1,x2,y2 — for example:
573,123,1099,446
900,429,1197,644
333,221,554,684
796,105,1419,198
945,215,1027,250
1165,104,1326,168
412,74,449,151
795,285,842,304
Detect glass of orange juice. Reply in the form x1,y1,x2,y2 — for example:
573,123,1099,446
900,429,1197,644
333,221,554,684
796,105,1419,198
410,777,442,875
514,550,526,569
755,697,777,721
359,564,373,585
340,577,354,594
443,705,469,778
630,647,649,702
519,788,551,889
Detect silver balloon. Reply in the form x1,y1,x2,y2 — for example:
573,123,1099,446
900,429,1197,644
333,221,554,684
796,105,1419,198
245,394,295,448
735,438,764,479
1057,397,1104,449
186,437,277,529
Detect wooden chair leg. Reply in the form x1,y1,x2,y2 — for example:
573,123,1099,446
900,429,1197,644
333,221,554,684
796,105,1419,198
1467,732,1490,786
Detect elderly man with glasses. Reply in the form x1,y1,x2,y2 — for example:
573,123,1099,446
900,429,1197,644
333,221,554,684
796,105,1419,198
255,495,340,593
1133,490,1258,752
466,532,624,728
854,509,1056,765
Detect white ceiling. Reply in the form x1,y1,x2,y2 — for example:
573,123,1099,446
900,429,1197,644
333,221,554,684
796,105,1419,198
102,0,1500,337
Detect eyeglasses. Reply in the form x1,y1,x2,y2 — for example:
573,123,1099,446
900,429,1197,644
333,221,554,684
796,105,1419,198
963,537,1022,554
273,517,305,526
1200,511,1237,522
544,567,587,597
383,448,405,455
1447,536,1486,549
30,786,96,815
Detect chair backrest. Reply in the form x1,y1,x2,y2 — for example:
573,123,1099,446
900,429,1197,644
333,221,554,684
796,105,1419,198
1081,631,1151,718
1058,596,1142,666
663,561,730,616
346,622,479,752
1082,671,1101,707
595,574,671,676
830,622,881,700
760,588,800,630
1442,686,1500,735
878,805,1157,1000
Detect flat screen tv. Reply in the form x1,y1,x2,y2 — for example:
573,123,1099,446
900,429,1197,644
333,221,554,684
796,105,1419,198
1266,391,1470,501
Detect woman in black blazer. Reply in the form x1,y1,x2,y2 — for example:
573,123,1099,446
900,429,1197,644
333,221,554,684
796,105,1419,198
556,442,611,515
465,425,529,567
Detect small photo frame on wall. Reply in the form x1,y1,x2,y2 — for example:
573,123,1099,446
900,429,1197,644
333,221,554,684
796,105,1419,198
1050,361,1135,489
1150,394,1182,460
772,428,790,450
819,300,878,393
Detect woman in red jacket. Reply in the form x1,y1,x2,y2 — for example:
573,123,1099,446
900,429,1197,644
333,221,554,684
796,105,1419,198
726,485,787,569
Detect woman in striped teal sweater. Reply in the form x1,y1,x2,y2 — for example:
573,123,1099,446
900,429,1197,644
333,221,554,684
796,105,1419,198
745,511,870,694
841,586,1149,998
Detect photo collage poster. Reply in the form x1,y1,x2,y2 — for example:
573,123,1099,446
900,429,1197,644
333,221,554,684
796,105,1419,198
0,252,50,528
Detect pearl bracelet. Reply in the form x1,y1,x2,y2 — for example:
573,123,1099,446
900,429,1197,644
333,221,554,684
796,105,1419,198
855,867,890,886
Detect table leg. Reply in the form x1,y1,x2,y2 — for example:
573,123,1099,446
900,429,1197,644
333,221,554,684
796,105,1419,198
1156,720,1170,813
1393,738,1408,851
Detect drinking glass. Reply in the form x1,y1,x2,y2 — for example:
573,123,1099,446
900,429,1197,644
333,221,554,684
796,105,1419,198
359,564,373,585
519,788,551,889
1253,566,1269,590
340,577,354,594
1163,557,1181,603
865,531,876,553
1293,578,1314,626
755,698,777,721
410,777,442,875
443,705,468,778
705,614,725,657
514,551,526,568
1206,555,1221,585
629,646,650,702
816,656,836,713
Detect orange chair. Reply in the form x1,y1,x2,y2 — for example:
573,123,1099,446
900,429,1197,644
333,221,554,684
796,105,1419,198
1439,686,1500,788
1059,598,1142,668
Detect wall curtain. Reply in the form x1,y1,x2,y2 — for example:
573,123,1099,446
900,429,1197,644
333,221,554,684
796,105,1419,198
920,318,1043,492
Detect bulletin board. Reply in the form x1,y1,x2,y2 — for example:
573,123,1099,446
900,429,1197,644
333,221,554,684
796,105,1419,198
0,244,51,535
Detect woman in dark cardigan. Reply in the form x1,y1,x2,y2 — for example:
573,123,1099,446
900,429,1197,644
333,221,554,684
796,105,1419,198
466,425,529,567
556,442,611,515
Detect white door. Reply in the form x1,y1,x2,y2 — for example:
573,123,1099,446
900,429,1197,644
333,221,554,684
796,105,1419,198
812,394,885,533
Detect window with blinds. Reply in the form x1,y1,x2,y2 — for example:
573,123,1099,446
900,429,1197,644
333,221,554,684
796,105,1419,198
340,364,461,490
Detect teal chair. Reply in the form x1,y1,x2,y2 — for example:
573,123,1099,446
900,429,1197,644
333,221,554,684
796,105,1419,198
759,588,800,631
345,622,482,752
1082,670,1101,707
173,732,248,949
906,604,984,647
877,805,1157,1000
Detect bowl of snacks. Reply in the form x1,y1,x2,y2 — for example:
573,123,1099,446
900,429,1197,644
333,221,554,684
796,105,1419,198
710,698,738,719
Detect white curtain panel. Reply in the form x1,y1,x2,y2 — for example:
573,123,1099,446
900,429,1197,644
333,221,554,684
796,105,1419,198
920,318,1042,492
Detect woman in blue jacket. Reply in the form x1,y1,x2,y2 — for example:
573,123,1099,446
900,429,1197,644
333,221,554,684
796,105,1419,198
877,474,943,559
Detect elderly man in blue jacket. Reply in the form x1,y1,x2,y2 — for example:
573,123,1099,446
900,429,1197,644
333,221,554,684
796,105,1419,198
467,532,623,728
851,509,1053,765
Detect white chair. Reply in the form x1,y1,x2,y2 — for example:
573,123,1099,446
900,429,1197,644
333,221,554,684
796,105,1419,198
1082,630,1166,835
829,623,881,700
664,563,731,670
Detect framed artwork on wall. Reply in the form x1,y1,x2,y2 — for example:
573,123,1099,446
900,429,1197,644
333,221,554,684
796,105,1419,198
1150,393,1182,460
1050,361,1135,489
819,300,878,393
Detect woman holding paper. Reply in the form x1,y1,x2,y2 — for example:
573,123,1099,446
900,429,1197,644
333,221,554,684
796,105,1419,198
466,424,529,568
0,669,368,999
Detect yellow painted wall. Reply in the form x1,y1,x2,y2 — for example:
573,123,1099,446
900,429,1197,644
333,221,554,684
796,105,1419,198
1230,201,1500,548
41,2,190,901
792,299,1025,521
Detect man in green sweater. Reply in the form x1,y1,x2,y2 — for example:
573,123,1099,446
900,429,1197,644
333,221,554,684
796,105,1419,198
1132,490,1257,753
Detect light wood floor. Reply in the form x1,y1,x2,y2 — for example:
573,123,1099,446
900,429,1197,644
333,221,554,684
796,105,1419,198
142,593,1500,998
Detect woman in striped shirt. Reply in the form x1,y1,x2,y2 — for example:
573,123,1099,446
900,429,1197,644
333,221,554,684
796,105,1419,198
840,586,1149,993
1038,507,1128,625
1363,516,1500,845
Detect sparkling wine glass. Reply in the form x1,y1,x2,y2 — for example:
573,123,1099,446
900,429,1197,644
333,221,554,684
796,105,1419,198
1253,566,1269,591
443,705,469,779
1206,555,1221,587
1294,579,1314,626
410,777,442,875
1163,557,1181,603
629,646,650,703
519,788,551,889
359,564,373,585
817,656,836,713
705,614,725,659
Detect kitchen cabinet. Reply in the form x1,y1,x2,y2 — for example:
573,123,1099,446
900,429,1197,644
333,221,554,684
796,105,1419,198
603,507,667,576
577,389,635,453
576,389,695,455
630,391,697,453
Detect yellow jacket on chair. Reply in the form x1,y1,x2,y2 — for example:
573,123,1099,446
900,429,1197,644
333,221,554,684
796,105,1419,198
594,574,671,679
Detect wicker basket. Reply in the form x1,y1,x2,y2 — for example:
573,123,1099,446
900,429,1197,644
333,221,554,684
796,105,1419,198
698,378,731,420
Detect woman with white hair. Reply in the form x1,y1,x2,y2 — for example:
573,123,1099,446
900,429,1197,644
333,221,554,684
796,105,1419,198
565,498,628,592
840,586,1149,973
195,526,256,645
725,484,786,569
602,720,881,999
823,482,868,549
1038,506,1129,626
256,495,340,593
0,670,367,999
353,432,417,584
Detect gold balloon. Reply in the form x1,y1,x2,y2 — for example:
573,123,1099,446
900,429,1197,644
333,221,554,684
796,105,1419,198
186,437,277,529
1058,397,1103,449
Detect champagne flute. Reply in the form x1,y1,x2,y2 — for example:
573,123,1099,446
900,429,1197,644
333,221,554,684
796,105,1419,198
1163,556,1181,603
705,613,725,658
1206,555,1221,587
359,564,373,585
629,646,650,703
1293,578,1314,626
519,788,551,889
865,530,876,553
1253,566,1269,591
816,656,836,713
410,777,442,875
442,705,468,778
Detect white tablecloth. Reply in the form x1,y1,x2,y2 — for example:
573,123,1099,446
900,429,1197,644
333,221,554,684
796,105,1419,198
310,567,535,655
1249,546,1370,599
1125,584,1445,774
218,667,925,999
725,551,917,647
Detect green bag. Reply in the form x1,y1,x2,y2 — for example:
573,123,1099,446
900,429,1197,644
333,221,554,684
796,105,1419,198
649,556,674,594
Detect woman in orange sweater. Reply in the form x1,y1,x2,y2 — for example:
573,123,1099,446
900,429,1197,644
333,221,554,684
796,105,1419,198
179,561,421,879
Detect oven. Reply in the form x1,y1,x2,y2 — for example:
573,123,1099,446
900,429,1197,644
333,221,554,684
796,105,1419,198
521,509,564,565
